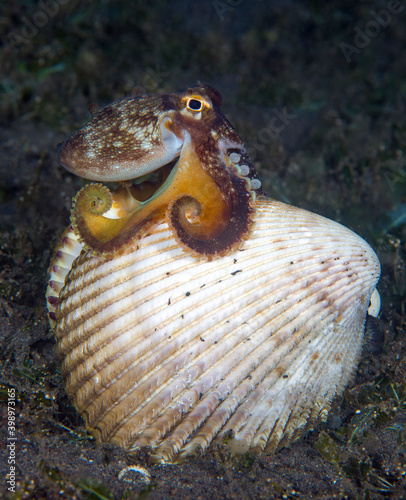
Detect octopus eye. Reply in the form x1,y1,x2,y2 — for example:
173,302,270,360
187,98,204,112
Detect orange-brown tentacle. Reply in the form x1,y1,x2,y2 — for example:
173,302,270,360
70,140,231,255
64,85,262,257
167,148,256,256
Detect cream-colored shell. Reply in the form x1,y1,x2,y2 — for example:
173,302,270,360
49,197,380,462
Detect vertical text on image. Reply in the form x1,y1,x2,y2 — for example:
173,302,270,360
6,388,17,493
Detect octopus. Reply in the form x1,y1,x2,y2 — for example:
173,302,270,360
59,83,262,256
47,83,381,461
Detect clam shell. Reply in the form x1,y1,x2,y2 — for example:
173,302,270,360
50,197,380,462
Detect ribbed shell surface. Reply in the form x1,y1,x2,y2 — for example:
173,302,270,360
55,197,380,462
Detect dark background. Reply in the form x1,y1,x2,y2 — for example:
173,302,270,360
0,1,405,498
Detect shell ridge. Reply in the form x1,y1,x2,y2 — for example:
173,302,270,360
54,197,380,460
57,232,374,362
65,257,364,428
63,246,378,442
117,287,351,455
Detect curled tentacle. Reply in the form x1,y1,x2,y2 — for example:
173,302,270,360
70,140,256,257
71,183,148,252
169,195,229,241
75,183,112,215
168,182,253,257
71,183,113,244
61,84,261,257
